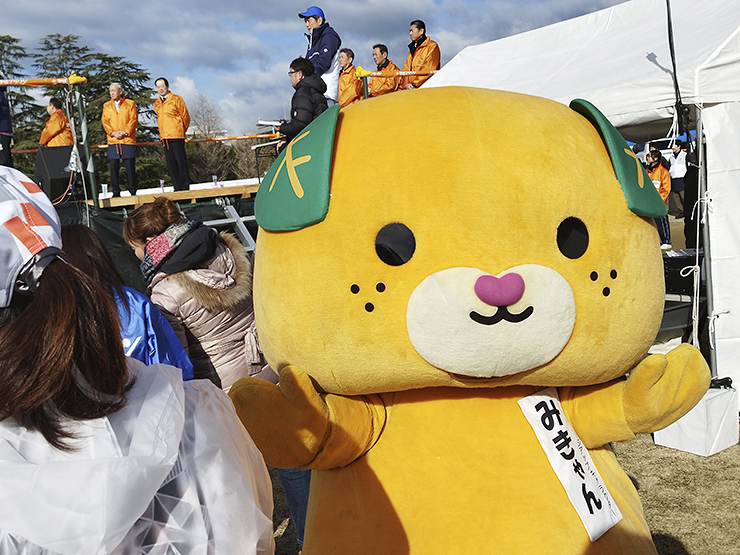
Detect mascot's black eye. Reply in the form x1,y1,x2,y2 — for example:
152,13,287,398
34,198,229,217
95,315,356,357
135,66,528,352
557,217,589,259
375,223,416,266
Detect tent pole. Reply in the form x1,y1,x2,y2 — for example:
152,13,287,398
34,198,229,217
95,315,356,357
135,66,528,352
695,106,717,377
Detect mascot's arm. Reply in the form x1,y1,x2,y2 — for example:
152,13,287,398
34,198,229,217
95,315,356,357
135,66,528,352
229,366,386,469
560,343,710,448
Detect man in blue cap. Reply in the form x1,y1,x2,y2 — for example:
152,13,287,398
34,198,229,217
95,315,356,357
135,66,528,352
299,6,341,105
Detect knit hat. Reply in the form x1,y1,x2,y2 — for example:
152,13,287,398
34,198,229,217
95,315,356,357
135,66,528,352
0,166,63,307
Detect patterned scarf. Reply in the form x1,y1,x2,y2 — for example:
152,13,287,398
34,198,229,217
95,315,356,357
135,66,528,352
140,218,200,286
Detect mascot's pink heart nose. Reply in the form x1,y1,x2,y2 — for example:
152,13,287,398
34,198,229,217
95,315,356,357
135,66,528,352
474,273,525,307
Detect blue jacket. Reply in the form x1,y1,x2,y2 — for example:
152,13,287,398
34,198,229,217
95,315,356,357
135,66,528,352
115,286,194,380
304,21,341,76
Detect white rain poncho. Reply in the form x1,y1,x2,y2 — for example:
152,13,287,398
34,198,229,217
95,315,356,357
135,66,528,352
0,359,275,554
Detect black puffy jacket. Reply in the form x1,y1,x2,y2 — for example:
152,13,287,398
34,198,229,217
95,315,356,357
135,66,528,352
279,75,328,143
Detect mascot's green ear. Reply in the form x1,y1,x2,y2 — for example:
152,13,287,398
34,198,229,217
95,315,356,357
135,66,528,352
570,99,667,218
255,104,340,231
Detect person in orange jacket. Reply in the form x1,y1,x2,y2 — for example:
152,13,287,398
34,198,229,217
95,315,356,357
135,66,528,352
369,44,400,98
337,48,362,108
38,97,73,147
646,150,672,248
101,82,138,196
401,20,440,90
153,77,191,191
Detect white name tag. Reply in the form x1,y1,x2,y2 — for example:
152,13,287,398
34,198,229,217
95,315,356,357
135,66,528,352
518,388,622,541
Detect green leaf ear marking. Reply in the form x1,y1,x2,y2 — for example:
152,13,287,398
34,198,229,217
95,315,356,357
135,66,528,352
256,104,340,231
570,99,667,218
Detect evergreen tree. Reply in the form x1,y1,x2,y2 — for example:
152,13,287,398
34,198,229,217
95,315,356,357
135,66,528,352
33,34,95,87
31,34,165,190
0,35,27,79
33,34,104,148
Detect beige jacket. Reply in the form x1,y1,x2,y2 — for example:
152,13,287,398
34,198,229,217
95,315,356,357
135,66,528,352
149,233,265,390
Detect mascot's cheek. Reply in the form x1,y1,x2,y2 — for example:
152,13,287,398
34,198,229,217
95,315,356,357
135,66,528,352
406,265,575,378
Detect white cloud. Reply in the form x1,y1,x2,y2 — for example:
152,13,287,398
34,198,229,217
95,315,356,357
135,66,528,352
216,64,294,134
137,28,271,72
171,76,200,107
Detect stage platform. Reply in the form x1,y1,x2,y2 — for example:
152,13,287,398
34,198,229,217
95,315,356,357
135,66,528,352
88,183,260,209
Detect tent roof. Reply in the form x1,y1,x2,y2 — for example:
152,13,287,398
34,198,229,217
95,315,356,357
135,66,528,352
426,0,740,141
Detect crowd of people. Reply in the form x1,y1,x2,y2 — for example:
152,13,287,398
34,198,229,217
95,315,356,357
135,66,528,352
275,8,442,149
0,78,192,196
41,77,191,196
0,165,275,552
292,7,442,108
0,7,708,555
0,9,445,552
0,6,441,195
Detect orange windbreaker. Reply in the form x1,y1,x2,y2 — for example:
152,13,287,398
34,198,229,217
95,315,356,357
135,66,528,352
369,60,400,97
39,110,74,147
401,37,440,89
338,65,363,108
101,97,137,144
647,163,671,203
153,93,190,139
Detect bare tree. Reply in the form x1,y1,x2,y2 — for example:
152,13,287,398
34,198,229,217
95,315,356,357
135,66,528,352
188,93,232,183
229,138,277,181
190,93,224,138
189,93,277,182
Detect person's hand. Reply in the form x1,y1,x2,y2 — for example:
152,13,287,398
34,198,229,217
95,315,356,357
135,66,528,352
404,83,415,90
276,140,287,152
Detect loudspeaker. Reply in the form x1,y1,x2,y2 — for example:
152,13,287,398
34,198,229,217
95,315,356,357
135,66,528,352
34,145,73,201
663,249,703,296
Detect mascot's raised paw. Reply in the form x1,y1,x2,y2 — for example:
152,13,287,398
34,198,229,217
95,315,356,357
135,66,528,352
624,343,710,433
230,368,331,468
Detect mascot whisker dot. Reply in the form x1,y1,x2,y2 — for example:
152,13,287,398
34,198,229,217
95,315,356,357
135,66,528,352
230,87,709,554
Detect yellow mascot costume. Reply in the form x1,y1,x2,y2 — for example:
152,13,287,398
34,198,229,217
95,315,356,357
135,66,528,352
230,87,709,554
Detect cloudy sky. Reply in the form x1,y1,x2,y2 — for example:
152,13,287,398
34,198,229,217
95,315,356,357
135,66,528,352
5,0,627,134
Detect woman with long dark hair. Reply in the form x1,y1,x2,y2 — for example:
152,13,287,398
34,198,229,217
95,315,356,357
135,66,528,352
61,224,193,378
123,196,275,391
0,167,274,554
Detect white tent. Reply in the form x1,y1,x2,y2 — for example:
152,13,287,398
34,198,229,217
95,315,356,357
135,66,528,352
426,0,740,387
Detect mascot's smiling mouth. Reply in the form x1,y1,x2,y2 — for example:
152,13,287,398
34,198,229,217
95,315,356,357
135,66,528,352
470,306,534,326
406,265,575,378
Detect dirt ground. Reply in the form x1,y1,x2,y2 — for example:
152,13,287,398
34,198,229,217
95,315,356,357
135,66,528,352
668,213,687,250
614,434,740,555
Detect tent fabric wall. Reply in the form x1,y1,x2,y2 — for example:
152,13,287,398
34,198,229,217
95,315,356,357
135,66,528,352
702,102,740,387
426,0,740,141
425,0,740,384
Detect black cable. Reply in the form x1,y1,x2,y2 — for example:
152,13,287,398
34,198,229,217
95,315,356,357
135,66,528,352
666,0,691,148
